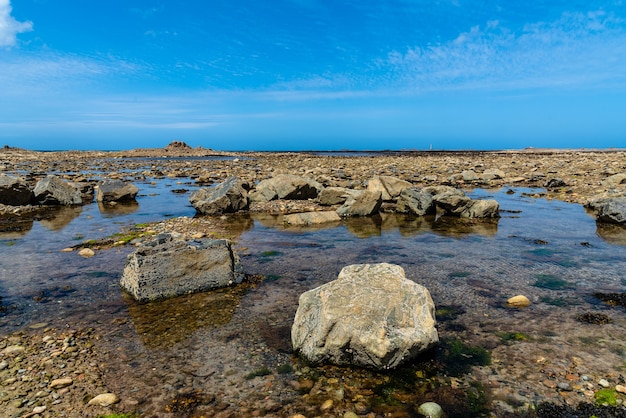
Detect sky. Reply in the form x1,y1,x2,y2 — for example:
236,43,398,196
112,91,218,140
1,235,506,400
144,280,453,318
1,0,625,151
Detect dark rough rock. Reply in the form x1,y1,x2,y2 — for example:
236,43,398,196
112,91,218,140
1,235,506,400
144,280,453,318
249,174,322,202
396,187,435,216
544,178,567,188
96,179,139,203
336,190,383,217
0,174,32,205
292,263,438,369
120,233,244,302
596,197,626,224
33,175,82,206
189,177,249,215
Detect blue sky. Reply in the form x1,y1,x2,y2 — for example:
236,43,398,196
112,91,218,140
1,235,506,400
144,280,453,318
1,0,625,151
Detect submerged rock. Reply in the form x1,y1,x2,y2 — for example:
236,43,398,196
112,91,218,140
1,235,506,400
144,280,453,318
120,233,244,302
292,263,438,369
283,210,341,226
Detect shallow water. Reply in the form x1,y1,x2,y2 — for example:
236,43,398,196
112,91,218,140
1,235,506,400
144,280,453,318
1,180,625,415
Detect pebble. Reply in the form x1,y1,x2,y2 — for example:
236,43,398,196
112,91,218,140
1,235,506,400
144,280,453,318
0,360,8,370
344,412,359,418
78,248,95,257
33,406,46,414
557,382,572,391
616,385,626,394
49,377,73,389
87,393,120,406
3,345,25,356
598,378,610,388
320,399,333,411
507,295,531,308
417,401,444,418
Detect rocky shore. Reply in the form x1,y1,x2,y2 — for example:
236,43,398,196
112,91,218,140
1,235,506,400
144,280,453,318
1,145,626,417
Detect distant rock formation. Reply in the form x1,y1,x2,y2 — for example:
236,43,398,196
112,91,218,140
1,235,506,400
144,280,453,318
165,141,192,151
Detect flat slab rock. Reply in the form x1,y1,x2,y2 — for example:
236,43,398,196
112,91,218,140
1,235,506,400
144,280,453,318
120,234,244,302
292,263,438,369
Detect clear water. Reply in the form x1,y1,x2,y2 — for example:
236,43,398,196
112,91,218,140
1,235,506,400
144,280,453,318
1,180,625,415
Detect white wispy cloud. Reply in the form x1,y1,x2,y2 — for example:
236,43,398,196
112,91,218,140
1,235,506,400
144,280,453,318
381,10,626,92
0,0,32,47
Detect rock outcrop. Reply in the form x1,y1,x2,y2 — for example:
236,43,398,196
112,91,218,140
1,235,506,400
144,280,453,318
336,190,383,217
249,175,322,202
292,263,438,369
596,197,626,224
190,177,249,215
120,234,244,302
0,174,32,205
96,179,139,203
33,175,82,206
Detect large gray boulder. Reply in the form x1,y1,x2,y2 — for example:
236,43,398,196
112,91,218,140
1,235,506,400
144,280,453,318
0,174,32,205
249,174,322,202
336,190,382,217
317,186,350,206
430,188,499,218
596,197,626,224
120,234,244,302
33,175,82,206
292,263,438,369
431,190,472,216
396,187,435,216
97,179,139,202
190,177,249,215
366,176,413,201
602,173,626,188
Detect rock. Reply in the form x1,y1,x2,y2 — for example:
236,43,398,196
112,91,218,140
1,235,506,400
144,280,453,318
292,263,438,369
78,248,95,258
32,406,46,414
0,174,32,205
336,190,382,217
461,170,479,182
396,187,435,216
507,295,531,308
120,233,244,302
317,186,350,206
3,345,25,355
344,412,359,418
432,190,472,216
482,168,505,180
87,393,120,406
189,177,249,215
33,175,82,205
96,179,139,202
320,399,333,411
249,174,322,202
366,176,413,201
602,173,626,187
616,384,626,394
460,199,500,218
596,197,626,224
417,402,443,418
598,378,610,388
544,178,567,188
283,211,341,226
0,360,8,370
49,377,73,389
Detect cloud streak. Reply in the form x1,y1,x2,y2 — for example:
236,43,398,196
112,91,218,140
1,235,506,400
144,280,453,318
0,0,32,47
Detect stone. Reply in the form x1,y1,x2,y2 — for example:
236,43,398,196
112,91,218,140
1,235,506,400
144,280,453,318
596,197,626,224
0,174,32,205
96,179,139,202
283,211,341,226
292,263,438,369
320,399,333,411
87,393,120,406
78,248,95,258
33,175,82,206
460,199,500,218
3,345,25,355
336,190,382,217
396,187,435,216
545,178,567,188
120,233,244,302
189,177,249,215
602,173,626,187
432,190,472,216
49,377,73,389
317,186,350,206
461,170,480,181
598,378,610,388
417,402,443,418
366,176,413,201
482,168,505,180
249,174,322,202
32,406,46,414
616,384,626,394
507,295,531,308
